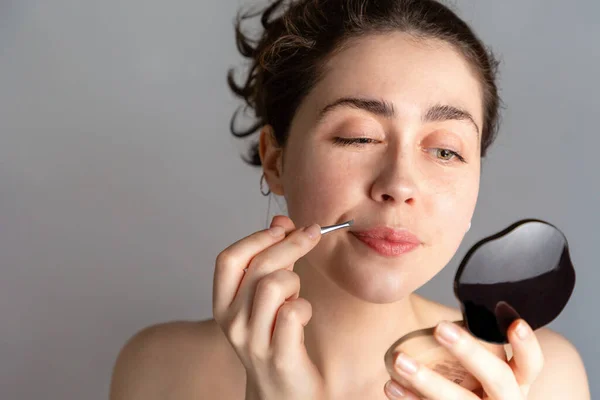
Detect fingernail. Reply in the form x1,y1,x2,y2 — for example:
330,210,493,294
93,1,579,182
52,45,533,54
385,380,406,398
305,223,321,240
268,226,285,237
395,353,418,375
436,321,460,345
515,320,530,340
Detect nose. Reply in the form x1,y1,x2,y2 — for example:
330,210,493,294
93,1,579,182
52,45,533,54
369,152,418,205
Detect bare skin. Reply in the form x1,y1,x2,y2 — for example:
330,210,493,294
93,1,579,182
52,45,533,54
108,296,461,399
109,300,587,399
110,33,590,399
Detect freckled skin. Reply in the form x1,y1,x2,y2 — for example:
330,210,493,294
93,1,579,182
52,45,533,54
110,30,590,400
263,33,482,303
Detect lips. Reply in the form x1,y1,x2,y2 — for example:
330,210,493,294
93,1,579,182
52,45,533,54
350,226,421,257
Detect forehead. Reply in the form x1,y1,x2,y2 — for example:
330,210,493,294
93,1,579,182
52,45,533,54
302,32,484,127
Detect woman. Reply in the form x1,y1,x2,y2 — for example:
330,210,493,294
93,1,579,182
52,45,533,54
109,0,590,399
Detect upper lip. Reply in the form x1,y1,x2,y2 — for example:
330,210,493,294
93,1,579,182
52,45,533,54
351,226,422,244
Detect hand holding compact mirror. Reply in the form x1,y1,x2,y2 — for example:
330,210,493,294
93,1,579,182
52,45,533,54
384,219,576,392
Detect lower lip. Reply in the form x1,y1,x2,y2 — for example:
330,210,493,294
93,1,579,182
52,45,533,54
351,233,420,257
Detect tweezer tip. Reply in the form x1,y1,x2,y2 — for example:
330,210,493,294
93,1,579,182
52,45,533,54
347,219,354,226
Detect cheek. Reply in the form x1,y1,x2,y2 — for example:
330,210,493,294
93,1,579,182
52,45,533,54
413,172,479,274
425,172,479,242
283,148,359,226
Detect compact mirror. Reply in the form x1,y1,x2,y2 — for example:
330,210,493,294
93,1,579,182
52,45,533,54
384,219,576,393
454,219,576,343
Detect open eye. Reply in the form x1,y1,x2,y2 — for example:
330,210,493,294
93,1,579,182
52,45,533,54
431,148,466,163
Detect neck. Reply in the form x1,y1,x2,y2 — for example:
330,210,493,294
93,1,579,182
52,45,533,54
295,259,426,398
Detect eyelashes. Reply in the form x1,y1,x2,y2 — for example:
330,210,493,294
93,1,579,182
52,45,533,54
332,137,467,164
430,148,466,163
332,137,378,146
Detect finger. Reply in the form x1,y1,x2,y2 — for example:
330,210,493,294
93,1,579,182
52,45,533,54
269,216,296,271
271,297,312,359
232,224,320,319
433,321,521,399
270,215,296,232
506,319,544,391
244,223,321,278
384,380,421,400
213,225,286,317
248,269,301,354
389,352,481,400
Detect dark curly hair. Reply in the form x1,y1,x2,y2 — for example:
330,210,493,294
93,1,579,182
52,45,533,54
228,0,501,166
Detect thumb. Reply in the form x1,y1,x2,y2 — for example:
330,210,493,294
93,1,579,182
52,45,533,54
270,215,296,233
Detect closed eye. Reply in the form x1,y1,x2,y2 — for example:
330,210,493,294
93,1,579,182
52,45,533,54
333,137,378,146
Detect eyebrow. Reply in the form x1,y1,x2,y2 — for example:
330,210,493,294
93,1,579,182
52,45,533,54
317,97,480,138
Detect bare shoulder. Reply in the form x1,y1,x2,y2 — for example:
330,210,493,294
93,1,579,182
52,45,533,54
109,319,246,400
528,327,590,399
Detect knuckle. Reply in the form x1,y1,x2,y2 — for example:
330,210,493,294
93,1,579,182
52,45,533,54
215,249,235,268
287,269,300,283
289,231,311,247
449,335,469,356
256,277,282,299
290,274,301,291
248,254,270,274
277,303,300,323
455,335,482,358
273,269,300,286
226,316,246,347
411,366,427,386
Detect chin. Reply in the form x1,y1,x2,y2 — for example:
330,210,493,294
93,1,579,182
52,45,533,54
326,258,428,304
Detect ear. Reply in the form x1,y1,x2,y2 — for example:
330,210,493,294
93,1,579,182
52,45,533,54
258,125,285,196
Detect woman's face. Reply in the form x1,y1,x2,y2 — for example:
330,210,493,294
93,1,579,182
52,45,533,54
267,33,483,303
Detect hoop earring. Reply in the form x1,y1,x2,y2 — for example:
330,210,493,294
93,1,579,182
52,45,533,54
260,173,271,196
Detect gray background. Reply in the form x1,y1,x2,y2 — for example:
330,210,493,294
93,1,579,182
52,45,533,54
1,0,597,398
